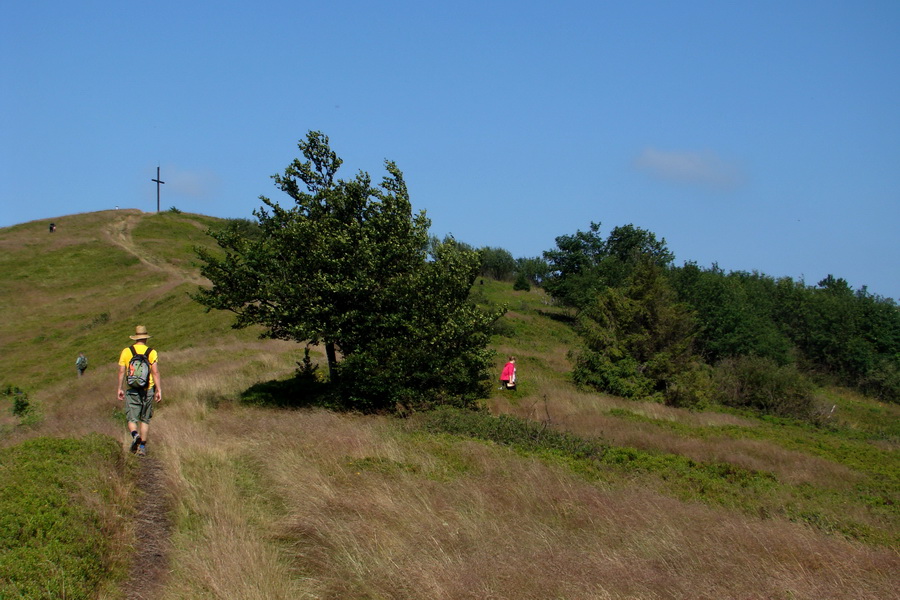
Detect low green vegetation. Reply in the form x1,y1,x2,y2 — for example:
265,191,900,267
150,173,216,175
0,435,129,600
2,384,40,429
418,407,897,546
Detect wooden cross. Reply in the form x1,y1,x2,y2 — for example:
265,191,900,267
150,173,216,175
152,166,165,213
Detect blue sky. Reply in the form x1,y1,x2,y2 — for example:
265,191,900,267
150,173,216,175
3,1,898,299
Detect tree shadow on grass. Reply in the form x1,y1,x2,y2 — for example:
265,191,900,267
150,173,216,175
240,348,341,410
536,309,576,324
240,375,337,409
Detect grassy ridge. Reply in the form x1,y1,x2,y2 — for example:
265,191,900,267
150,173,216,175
0,210,260,391
0,210,898,599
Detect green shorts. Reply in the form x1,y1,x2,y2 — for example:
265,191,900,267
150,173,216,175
124,387,155,424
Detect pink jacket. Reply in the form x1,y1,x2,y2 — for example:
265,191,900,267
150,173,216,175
501,361,516,382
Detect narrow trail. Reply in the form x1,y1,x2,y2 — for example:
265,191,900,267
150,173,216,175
103,213,188,597
123,455,173,600
104,212,208,287
106,211,273,597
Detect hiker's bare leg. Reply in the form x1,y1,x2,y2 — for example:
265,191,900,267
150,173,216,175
139,422,150,442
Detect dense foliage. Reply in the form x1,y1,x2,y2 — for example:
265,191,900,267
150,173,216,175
478,246,516,280
572,260,707,406
544,221,900,411
514,256,551,286
543,222,674,308
195,131,501,412
673,267,900,403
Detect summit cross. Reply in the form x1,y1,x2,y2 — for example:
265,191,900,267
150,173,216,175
151,166,165,213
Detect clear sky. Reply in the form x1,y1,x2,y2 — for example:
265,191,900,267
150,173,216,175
3,1,898,299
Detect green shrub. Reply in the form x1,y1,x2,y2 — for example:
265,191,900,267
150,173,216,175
490,317,516,338
419,407,608,460
714,356,816,420
513,273,531,291
664,362,714,409
3,385,29,417
12,395,29,417
860,355,900,403
571,261,699,405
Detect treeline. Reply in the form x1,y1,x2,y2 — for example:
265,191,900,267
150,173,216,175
512,221,900,418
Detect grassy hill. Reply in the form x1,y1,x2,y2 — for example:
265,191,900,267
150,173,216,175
1,210,898,599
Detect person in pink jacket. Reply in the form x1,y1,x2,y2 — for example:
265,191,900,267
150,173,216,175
500,357,517,390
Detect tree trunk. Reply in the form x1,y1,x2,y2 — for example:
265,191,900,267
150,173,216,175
325,341,338,381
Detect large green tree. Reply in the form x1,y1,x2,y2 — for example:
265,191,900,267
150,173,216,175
572,260,705,406
478,246,516,280
544,222,674,309
195,131,500,411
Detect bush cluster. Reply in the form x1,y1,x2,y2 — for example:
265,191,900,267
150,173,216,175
712,356,816,420
3,385,29,417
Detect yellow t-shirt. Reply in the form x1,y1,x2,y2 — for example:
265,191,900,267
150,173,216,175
119,343,158,389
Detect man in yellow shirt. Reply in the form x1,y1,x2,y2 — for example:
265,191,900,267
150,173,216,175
117,325,162,456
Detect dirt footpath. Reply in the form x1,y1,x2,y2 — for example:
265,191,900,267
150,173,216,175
124,456,172,600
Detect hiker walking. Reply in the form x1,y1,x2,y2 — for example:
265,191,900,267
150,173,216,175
117,325,162,457
75,352,88,377
500,356,517,390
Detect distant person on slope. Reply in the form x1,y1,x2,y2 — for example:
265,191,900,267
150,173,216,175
76,352,88,377
116,325,162,457
500,356,517,390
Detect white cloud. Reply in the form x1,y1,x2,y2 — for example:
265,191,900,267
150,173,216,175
633,147,744,191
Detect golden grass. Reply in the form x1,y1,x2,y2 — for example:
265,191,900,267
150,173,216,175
155,395,898,599
11,316,893,599
490,374,863,490
115,341,894,599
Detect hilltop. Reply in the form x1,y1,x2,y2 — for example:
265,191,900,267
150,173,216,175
0,210,898,599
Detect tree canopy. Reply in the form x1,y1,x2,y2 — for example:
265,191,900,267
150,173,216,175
195,131,501,412
543,222,674,308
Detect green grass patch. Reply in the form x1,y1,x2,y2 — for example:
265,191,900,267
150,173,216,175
417,408,897,545
131,211,225,268
607,407,899,504
419,406,608,461
0,434,128,599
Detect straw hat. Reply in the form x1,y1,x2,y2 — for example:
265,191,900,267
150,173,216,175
129,325,152,340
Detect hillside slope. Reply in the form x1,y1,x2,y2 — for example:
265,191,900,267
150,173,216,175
0,210,263,390
1,210,897,600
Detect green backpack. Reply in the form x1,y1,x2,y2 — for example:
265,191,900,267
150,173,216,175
125,345,152,389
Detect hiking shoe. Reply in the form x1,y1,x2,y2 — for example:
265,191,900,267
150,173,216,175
137,444,146,457
130,435,141,454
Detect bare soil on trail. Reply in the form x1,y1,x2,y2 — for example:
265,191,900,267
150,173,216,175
104,212,208,287
123,455,173,600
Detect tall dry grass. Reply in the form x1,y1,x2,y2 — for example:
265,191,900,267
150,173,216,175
492,374,863,489
146,353,898,599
